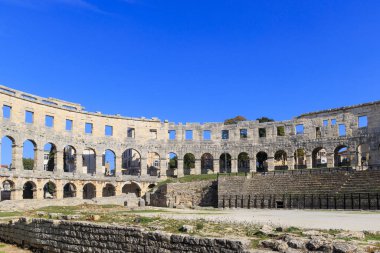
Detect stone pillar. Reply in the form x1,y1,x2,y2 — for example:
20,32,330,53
306,154,313,169
231,158,238,173
250,157,257,172
56,151,64,174
194,159,201,175
267,157,275,171
96,154,104,176
287,156,295,170
115,155,122,176
140,158,147,176
36,148,45,171
36,185,44,200
160,158,167,177
96,183,103,198
327,153,334,168
13,145,23,170
177,159,184,177
213,159,220,173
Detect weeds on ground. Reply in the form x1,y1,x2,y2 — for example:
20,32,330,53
0,211,22,217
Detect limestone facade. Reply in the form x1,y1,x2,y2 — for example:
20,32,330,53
0,85,379,200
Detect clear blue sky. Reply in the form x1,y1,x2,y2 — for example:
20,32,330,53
0,0,380,123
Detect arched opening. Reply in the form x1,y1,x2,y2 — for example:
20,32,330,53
256,152,268,172
122,148,141,175
294,149,306,169
82,148,96,175
357,144,370,168
63,146,76,172
1,136,15,169
274,150,288,170
147,152,160,176
102,184,115,197
1,180,14,201
312,147,327,168
23,181,36,199
63,183,77,198
83,183,96,199
201,153,213,174
183,153,195,175
44,143,57,172
43,181,56,199
334,145,351,167
103,149,116,176
23,140,37,170
238,152,250,173
167,152,178,177
219,153,231,173
122,182,141,197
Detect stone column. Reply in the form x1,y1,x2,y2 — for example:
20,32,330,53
327,152,334,168
36,185,44,200
96,154,104,176
267,157,275,171
56,151,64,174
140,158,147,176
13,145,23,170
213,159,220,173
115,155,122,176
160,158,167,177
306,154,313,169
96,183,103,198
231,158,238,173
287,155,295,170
177,159,184,177
194,159,201,175
250,157,257,173
36,148,45,171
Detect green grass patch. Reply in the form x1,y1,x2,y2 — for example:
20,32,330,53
0,211,22,217
123,209,168,214
0,244,5,248
285,226,303,235
365,233,380,241
36,205,81,215
250,239,262,249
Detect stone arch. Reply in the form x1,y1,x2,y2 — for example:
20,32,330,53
183,153,195,175
1,180,15,201
274,150,288,170
238,152,250,173
147,152,160,176
167,152,178,177
334,145,350,167
201,153,213,174
357,143,370,168
122,148,141,175
23,181,37,199
102,183,116,197
294,148,306,169
83,183,96,199
219,153,231,173
63,183,77,198
256,151,268,172
312,147,327,168
122,182,141,197
44,143,57,172
83,148,96,175
43,181,57,199
63,145,77,172
1,135,15,169
22,139,37,170
103,149,116,176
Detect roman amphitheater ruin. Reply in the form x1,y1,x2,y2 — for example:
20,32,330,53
0,84,379,210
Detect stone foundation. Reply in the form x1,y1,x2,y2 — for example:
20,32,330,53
0,218,249,253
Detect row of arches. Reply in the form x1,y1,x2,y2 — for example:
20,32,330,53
0,180,143,201
0,135,374,176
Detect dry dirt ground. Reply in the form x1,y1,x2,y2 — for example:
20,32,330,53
139,208,380,231
0,243,31,253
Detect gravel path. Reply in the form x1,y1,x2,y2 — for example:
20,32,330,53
143,208,380,231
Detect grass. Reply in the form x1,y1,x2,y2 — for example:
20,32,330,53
285,226,303,235
157,174,218,187
0,211,22,217
0,244,5,248
365,232,380,241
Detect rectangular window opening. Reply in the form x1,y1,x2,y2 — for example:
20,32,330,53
240,129,248,139
259,128,266,138
358,116,368,128
127,128,135,138
339,124,346,136
2,105,11,119
85,123,93,134
277,126,285,136
222,130,229,140
150,129,157,139
203,130,211,140
66,119,73,131
45,115,54,128
323,120,328,127
296,124,304,135
105,125,113,136
185,130,193,140
25,111,34,124
316,127,321,138
168,130,176,140
331,119,336,126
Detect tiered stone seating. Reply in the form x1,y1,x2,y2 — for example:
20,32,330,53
338,170,380,194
